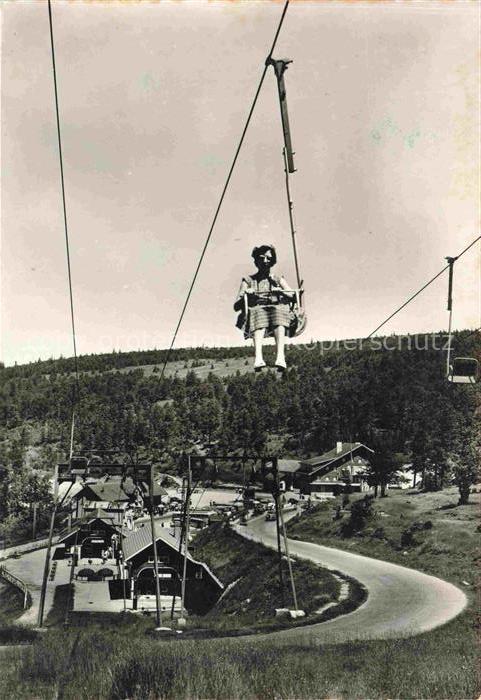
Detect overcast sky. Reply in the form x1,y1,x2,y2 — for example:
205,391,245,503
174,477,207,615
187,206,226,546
1,0,479,366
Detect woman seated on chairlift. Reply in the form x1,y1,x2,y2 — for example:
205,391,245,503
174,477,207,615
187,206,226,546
234,244,296,371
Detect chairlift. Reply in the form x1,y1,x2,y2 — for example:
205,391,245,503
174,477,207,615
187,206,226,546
70,455,88,475
444,257,478,386
235,57,307,359
448,357,478,384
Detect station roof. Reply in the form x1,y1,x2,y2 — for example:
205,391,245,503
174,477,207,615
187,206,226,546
123,525,223,589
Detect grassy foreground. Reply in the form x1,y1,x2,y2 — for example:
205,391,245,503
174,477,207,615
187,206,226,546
0,612,478,699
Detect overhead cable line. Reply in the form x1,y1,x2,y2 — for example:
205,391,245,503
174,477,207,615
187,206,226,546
48,0,80,454
366,235,480,339
157,0,291,382
320,235,480,376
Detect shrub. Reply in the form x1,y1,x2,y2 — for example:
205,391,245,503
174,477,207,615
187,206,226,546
400,527,417,548
333,505,343,521
371,527,386,540
341,495,374,536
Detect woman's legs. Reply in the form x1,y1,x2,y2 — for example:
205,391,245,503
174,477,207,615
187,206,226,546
274,325,287,368
253,329,266,368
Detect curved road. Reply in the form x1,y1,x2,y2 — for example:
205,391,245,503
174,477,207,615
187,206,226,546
237,515,467,644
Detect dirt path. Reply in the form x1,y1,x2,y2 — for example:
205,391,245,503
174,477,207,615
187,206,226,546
237,515,467,644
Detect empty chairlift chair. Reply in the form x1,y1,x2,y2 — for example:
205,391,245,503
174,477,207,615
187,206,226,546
448,357,479,384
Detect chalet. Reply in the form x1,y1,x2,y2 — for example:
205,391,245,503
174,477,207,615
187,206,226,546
70,478,136,523
122,524,223,614
294,442,374,495
340,457,371,492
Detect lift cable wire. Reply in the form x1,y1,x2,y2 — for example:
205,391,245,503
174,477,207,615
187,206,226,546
157,0,291,383
319,235,481,380
366,235,480,340
48,0,80,454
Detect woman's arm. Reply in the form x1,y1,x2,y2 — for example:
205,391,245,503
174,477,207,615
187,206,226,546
233,278,249,311
272,275,296,298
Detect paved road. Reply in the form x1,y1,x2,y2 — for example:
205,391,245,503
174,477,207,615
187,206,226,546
238,515,467,644
2,548,71,625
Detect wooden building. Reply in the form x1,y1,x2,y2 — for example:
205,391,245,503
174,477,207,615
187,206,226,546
70,479,135,523
122,524,223,614
293,442,374,494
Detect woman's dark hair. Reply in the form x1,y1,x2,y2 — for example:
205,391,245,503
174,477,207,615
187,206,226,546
252,244,277,265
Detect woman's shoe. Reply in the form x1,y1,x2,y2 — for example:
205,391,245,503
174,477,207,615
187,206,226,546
275,359,287,372
254,360,267,372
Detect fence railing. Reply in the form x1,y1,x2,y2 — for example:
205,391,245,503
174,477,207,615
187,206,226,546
0,564,31,609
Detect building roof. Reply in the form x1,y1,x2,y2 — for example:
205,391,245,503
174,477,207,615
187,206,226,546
277,459,302,473
300,443,373,479
302,443,372,466
76,481,133,503
123,524,223,589
123,524,181,561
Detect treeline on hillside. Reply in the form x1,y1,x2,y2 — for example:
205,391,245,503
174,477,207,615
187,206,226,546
1,338,478,476
1,330,476,380
1,336,479,542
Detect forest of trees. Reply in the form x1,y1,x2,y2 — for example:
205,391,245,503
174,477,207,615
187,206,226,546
0,331,479,542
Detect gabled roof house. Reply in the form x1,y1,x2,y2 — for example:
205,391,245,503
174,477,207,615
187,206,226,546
294,442,374,492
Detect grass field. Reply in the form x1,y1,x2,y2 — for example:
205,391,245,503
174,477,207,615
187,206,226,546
0,611,478,699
